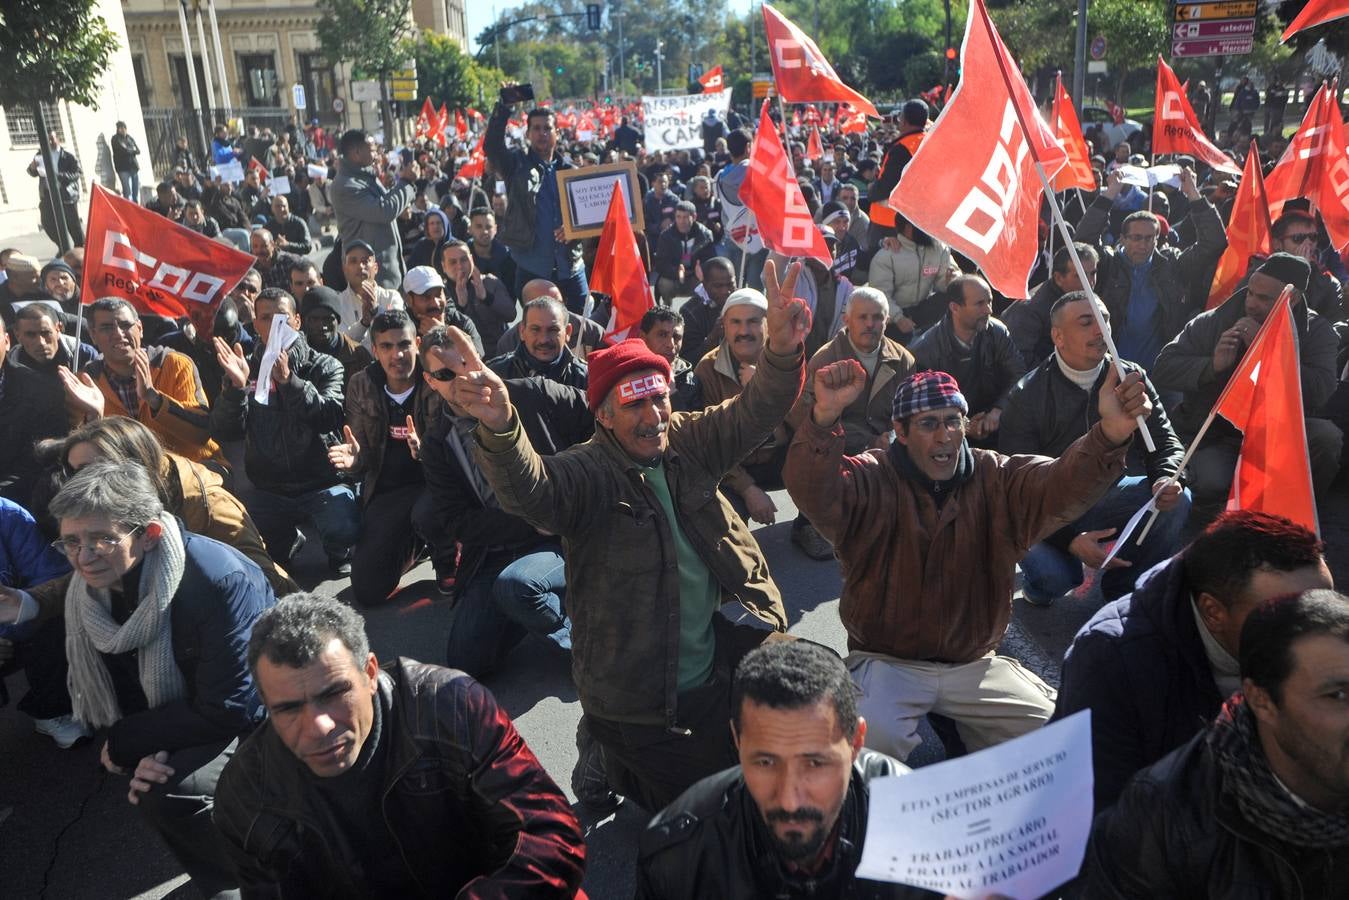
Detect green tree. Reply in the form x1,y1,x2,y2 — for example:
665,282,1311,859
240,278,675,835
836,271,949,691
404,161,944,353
0,0,119,252
316,0,415,131
409,30,505,110
1088,0,1169,104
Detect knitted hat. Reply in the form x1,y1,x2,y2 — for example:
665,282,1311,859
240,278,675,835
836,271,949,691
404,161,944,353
40,259,76,282
300,285,343,320
1255,252,1311,294
892,370,968,421
585,338,672,412
721,287,768,319
819,200,849,227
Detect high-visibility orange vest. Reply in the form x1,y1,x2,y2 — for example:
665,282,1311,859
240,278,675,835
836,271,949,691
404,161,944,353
870,131,925,228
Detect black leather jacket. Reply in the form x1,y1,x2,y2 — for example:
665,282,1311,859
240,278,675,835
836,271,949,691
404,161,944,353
214,658,586,899
637,749,940,899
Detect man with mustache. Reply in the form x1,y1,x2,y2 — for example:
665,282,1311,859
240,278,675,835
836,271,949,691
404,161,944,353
911,275,1025,447
486,296,588,390
402,265,483,351
638,640,938,899
1000,292,1189,607
786,358,1153,763
450,260,809,813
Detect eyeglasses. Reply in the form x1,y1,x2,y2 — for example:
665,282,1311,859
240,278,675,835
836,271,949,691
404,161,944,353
911,414,967,434
1285,232,1317,245
425,368,456,382
51,527,142,559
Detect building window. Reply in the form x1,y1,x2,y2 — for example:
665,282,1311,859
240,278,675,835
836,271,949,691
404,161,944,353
297,52,337,122
5,101,66,147
239,53,280,107
169,54,211,112
132,55,153,108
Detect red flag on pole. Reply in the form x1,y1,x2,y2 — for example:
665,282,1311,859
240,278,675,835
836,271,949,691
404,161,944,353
455,109,468,141
1213,290,1319,533
836,102,866,134
456,133,486,180
248,157,268,182
887,0,1067,299
1282,0,1349,41
1050,72,1096,192
699,65,724,92
82,184,255,338
1264,83,1349,250
1207,142,1272,309
741,102,833,268
805,127,824,162
433,103,449,147
416,97,435,140
761,3,879,118
591,180,653,341
1153,57,1240,175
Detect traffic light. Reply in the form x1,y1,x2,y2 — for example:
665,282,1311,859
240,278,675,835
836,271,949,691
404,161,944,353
555,65,565,75
586,3,601,30
945,47,956,60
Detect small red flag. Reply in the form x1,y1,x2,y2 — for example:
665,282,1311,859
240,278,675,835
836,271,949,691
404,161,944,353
455,108,468,141
82,184,256,338
699,65,724,92
1213,290,1319,534
416,97,436,140
805,127,824,162
741,102,832,268
248,157,268,182
1104,99,1125,126
888,0,1066,299
1050,72,1096,192
591,180,652,341
1282,0,1349,41
1207,142,1272,309
1264,83,1349,250
762,3,879,118
456,133,486,180
836,102,867,134
1153,57,1240,175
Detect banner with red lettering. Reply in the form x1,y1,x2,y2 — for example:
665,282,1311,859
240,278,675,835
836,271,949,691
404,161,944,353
1264,83,1349,250
82,184,255,337
741,102,832,268
1152,57,1240,175
888,0,1066,299
762,3,879,117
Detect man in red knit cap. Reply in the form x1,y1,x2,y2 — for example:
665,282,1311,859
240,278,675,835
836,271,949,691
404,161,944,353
443,260,810,813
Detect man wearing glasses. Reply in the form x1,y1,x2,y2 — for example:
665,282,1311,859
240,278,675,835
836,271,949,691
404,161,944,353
1262,207,1343,320
785,367,1151,761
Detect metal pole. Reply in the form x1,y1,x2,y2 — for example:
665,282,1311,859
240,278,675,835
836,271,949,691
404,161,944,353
176,0,209,166
656,40,663,96
1072,0,1087,112
207,0,232,122
493,4,501,72
194,4,217,136
32,101,71,254
750,2,756,79
617,2,626,95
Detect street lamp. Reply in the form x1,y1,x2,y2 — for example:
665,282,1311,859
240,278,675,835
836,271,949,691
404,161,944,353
655,39,664,96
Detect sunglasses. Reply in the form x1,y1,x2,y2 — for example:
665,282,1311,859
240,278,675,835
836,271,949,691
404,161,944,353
425,368,455,382
1285,232,1317,244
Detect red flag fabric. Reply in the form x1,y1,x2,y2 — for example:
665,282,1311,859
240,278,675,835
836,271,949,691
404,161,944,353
805,127,824,162
1050,72,1096,192
1213,291,1319,533
456,133,486,180
81,184,255,338
1104,99,1125,126
248,157,268,182
455,109,468,141
699,65,724,92
836,102,867,134
416,98,436,140
1153,57,1240,175
1282,0,1349,41
590,180,652,340
1264,83,1349,250
888,0,1067,299
762,3,879,117
1207,142,1272,309
740,102,833,268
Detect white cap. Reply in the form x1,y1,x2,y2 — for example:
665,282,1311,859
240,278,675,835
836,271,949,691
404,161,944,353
720,287,768,319
403,265,444,295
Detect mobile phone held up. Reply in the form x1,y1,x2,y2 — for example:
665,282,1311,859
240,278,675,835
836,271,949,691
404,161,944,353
499,83,535,106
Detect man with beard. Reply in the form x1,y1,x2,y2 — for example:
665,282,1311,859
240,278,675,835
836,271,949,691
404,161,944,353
910,275,1025,446
487,296,587,390
298,286,371,387
1000,292,1189,607
678,257,736,366
637,641,936,899
439,239,516,350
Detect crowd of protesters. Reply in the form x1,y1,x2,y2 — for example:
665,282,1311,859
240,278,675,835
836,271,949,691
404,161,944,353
1,74,1348,897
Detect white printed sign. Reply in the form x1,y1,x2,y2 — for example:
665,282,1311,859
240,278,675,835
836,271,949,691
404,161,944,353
210,160,245,184
642,90,729,151
1116,164,1183,189
856,711,1094,899
268,175,292,196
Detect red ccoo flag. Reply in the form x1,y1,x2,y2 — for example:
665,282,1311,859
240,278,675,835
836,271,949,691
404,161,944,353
762,3,879,118
888,0,1067,299
1264,83,1349,250
836,102,866,134
1153,57,1240,175
805,127,824,162
591,180,652,341
741,102,833,268
1050,72,1096,192
456,133,486,180
82,184,255,339
1213,289,1319,534
1207,141,1272,309
699,65,724,92
455,108,468,141
416,97,436,140
1282,0,1349,42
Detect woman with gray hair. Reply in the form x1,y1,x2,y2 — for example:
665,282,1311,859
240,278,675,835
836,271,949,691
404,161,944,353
42,458,275,898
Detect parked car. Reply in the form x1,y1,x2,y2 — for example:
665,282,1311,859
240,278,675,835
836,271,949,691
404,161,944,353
1082,105,1146,148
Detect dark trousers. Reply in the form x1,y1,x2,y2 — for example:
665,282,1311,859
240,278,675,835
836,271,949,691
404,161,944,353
352,483,439,605
584,617,777,813
39,197,84,248
135,738,241,899
3,615,72,719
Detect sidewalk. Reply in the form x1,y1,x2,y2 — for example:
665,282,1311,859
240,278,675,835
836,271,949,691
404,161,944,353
3,229,62,260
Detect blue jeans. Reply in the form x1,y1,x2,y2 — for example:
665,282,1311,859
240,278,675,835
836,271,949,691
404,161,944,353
725,244,768,291
444,544,570,678
1020,476,1192,603
117,169,139,201
247,483,360,562
515,264,589,315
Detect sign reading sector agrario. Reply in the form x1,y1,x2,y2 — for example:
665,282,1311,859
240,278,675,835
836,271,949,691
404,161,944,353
642,90,729,151
855,711,1094,899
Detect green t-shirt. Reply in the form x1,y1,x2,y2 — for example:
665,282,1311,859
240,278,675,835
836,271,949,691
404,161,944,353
641,461,719,691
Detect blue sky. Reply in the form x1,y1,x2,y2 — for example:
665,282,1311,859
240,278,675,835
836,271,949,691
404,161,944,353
466,0,757,54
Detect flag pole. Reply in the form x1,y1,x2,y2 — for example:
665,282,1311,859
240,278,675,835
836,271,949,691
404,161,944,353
973,4,1157,450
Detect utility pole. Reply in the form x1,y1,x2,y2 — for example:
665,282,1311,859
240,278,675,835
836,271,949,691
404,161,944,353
1072,0,1087,112
813,0,820,37
617,1,626,95
206,0,232,125
655,39,664,96
175,0,209,164
494,4,502,71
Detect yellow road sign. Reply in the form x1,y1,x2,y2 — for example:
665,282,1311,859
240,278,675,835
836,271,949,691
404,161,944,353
1174,2,1256,22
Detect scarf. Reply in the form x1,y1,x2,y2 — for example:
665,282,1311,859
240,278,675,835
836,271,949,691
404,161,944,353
1208,693,1349,849
64,516,189,728
887,437,974,510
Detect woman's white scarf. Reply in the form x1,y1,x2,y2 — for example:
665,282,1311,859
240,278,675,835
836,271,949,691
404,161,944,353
64,516,188,728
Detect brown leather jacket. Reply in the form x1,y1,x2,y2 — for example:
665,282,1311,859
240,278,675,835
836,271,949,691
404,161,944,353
784,417,1127,663
474,344,803,727
787,331,915,454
